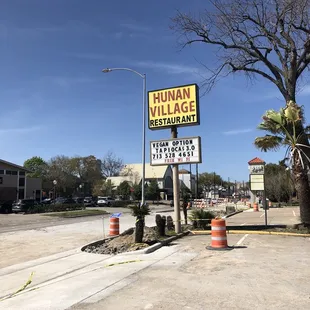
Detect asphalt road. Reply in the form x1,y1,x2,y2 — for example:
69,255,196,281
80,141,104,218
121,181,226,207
226,207,300,226
0,204,172,234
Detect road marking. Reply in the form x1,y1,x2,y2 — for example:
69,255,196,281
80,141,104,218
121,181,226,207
260,212,265,218
293,211,296,217
236,234,249,246
241,223,247,226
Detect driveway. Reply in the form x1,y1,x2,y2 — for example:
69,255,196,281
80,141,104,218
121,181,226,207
226,207,300,226
0,234,309,310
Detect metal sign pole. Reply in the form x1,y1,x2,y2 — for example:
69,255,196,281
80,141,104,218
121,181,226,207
263,175,268,227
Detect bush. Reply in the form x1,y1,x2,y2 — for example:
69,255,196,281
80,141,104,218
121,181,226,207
48,203,85,212
113,200,135,208
189,209,215,229
26,203,85,214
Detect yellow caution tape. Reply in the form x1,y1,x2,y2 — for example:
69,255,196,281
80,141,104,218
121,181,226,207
104,259,142,268
0,272,35,301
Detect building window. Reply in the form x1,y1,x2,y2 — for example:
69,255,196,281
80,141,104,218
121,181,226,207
19,178,25,187
19,171,25,176
6,170,12,175
0,170,4,175
11,171,18,176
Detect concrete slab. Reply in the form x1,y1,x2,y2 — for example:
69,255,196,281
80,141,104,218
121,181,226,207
70,234,310,310
0,245,182,310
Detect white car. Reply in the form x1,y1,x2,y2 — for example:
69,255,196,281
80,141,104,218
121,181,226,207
97,196,115,207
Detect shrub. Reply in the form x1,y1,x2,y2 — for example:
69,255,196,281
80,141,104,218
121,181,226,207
189,209,215,229
113,200,135,208
26,203,85,214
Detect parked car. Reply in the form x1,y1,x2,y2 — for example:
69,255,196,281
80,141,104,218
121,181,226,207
97,196,115,207
42,198,53,205
12,199,41,213
53,197,77,205
0,200,13,214
73,197,84,204
84,196,95,207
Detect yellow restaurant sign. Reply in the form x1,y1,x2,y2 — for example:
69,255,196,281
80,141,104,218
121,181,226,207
148,84,200,130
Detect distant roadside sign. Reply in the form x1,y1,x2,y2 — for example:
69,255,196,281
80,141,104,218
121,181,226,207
150,136,202,166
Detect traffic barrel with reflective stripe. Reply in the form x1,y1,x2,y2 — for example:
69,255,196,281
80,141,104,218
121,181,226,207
253,202,259,212
207,219,232,251
109,217,120,236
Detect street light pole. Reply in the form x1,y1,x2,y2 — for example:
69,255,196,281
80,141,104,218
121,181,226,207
102,68,146,206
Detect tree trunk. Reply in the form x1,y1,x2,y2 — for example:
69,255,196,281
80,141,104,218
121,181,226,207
135,216,144,243
182,203,188,225
155,214,166,237
293,161,310,226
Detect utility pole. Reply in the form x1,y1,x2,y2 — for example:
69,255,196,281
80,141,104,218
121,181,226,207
213,172,216,199
171,126,181,234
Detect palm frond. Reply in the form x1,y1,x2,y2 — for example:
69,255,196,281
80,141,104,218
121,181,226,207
254,135,283,152
130,204,150,217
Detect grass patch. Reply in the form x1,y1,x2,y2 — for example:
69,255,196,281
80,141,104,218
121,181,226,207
44,209,108,218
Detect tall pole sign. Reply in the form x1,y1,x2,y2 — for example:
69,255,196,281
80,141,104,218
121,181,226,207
148,84,201,233
248,157,267,226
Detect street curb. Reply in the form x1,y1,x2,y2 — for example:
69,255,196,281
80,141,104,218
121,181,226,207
189,230,310,237
222,210,243,219
155,209,174,213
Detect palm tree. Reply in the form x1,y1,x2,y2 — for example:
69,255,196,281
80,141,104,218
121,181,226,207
255,101,310,226
130,204,151,243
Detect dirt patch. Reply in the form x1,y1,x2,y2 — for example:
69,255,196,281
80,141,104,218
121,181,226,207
83,227,162,255
266,224,310,234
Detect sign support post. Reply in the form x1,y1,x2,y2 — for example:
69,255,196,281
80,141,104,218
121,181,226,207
171,125,181,233
263,174,268,227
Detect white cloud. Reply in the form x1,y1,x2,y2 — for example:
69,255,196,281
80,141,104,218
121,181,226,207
0,126,41,135
223,128,253,135
134,60,203,76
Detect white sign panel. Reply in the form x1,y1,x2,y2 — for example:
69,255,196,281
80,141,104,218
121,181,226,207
250,174,264,190
150,137,202,166
249,165,265,174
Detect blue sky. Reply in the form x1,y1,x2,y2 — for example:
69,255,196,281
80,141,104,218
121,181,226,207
1,0,310,181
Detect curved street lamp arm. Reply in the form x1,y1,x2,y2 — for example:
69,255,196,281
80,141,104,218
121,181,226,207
102,67,145,79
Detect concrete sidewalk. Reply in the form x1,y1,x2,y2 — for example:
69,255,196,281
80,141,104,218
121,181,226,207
0,242,195,309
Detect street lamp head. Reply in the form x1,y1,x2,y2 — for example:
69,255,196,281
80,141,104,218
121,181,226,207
102,68,112,73
53,180,57,185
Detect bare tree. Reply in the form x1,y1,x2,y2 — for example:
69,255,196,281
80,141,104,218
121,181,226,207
172,0,310,225
101,151,123,178
172,0,310,99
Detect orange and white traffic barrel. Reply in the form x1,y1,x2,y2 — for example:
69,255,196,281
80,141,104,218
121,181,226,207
207,219,232,251
109,217,120,236
253,202,259,212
